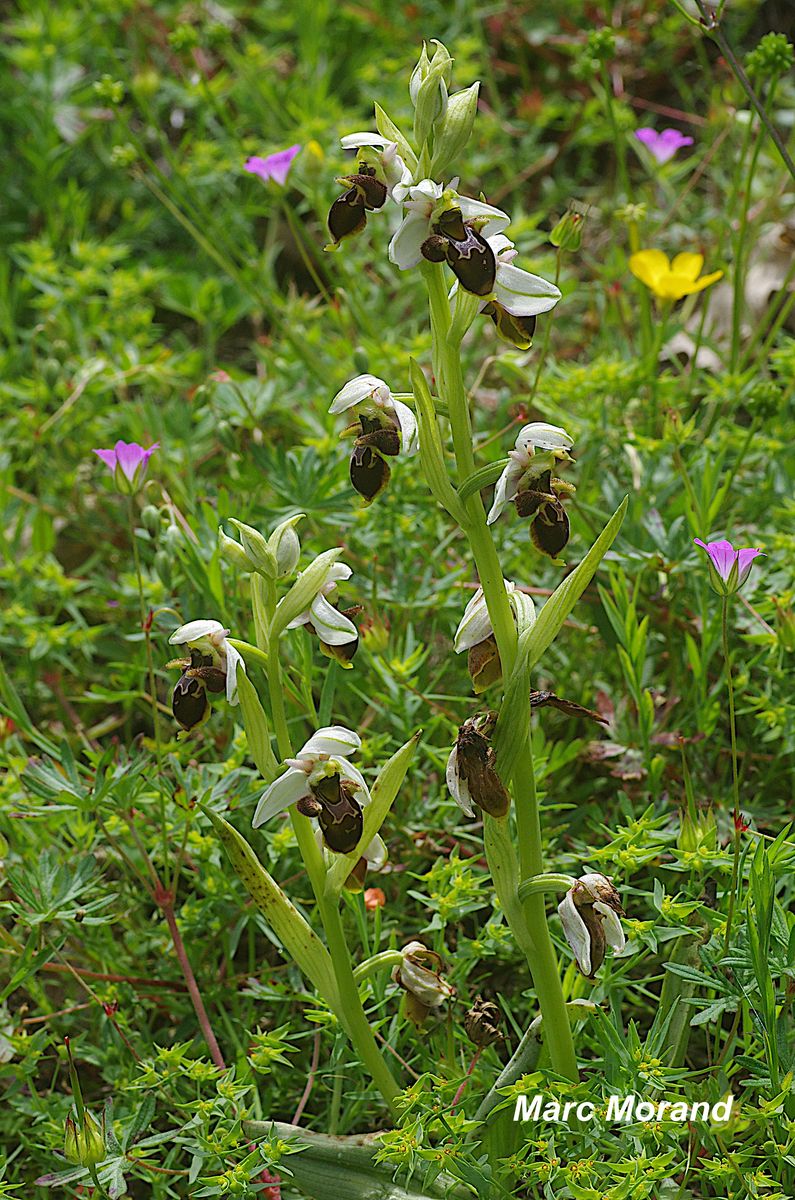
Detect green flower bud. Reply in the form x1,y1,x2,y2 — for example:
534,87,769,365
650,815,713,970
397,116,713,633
430,82,480,177
64,1110,105,1167
266,514,303,578
218,526,254,571
746,32,793,81
550,207,584,252
141,505,161,535
228,519,277,577
412,42,452,149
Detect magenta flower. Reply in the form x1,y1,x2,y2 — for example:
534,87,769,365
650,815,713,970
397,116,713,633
93,440,159,495
244,144,301,187
694,538,764,595
635,127,694,164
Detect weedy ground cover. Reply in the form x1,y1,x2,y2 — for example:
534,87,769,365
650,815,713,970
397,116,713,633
1,2,794,1198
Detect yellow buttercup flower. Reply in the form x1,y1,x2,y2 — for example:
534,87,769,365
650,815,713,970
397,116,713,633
629,249,723,301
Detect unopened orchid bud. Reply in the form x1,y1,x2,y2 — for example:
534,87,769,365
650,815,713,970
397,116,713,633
228,519,277,577
218,526,254,571
64,1110,106,1167
266,514,303,578
412,42,451,149
558,873,625,979
430,82,479,176
392,940,454,1027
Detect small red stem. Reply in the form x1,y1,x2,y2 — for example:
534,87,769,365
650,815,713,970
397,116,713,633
451,1048,482,1113
158,891,226,1070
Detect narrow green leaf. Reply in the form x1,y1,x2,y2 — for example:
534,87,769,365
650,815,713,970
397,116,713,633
202,807,340,1009
524,496,628,671
236,669,279,782
373,103,417,171
325,732,421,895
409,359,468,526
457,459,508,504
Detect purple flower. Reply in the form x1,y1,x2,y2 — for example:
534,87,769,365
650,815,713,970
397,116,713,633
635,127,694,164
93,440,159,495
244,144,301,187
694,538,764,595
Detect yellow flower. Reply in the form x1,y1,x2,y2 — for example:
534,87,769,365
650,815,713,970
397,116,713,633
629,249,723,301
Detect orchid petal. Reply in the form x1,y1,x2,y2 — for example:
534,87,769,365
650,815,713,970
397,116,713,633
456,196,510,237
446,744,475,817
492,263,562,316
595,902,626,953
309,594,358,645
558,892,591,977
223,640,244,705
252,767,310,827
330,374,390,413
169,619,227,645
388,211,431,270
515,422,574,454
390,397,419,456
299,726,361,760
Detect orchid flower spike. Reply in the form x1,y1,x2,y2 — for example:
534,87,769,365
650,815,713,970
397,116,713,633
558,873,625,979
694,538,765,596
339,134,413,202
449,232,561,348
488,423,574,525
392,940,455,1027
252,726,387,869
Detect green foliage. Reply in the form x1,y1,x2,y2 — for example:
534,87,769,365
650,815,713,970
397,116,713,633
2,0,795,1196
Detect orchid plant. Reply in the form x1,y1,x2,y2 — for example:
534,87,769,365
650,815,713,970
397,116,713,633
168,39,630,1186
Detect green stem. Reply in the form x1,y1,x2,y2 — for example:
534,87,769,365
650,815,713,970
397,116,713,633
253,577,400,1113
423,265,578,1082
721,595,742,955
128,497,168,874
353,949,404,983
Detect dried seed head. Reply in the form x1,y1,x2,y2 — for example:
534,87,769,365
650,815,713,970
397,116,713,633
464,996,504,1047
454,714,510,817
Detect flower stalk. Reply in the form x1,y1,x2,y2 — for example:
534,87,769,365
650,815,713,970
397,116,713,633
421,261,579,1082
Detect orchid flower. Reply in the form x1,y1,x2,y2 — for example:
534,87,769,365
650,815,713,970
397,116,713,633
330,374,418,456
392,940,454,1025
168,619,244,706
453,579,535,653
252,726,387,868
244,144,301,186
487,423,574,525
340,133,413,202
558,873,626,978
93,440,159,494
634,127,694,164
446,712,510,819
287,561,358,646
694,538,765,596
388,179,509,271
449,231,561,332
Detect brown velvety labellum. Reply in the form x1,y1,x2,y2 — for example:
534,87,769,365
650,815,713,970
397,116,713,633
312,773,364,854
483,302,536,349
530,500,570,558
356,425,401,457
350,444,391,502
445,226,496,296
328,191,367,243
172,675,208,731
